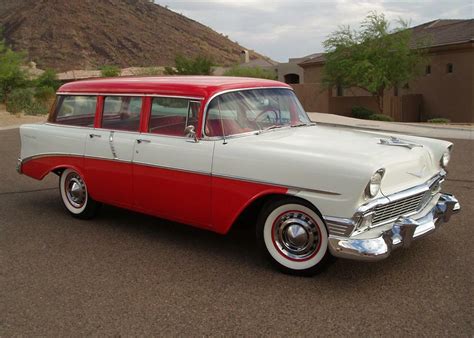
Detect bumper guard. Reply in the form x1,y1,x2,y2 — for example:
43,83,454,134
328,193,460,261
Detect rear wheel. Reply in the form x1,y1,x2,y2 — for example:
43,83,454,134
256,197,332,276
59,168,100,219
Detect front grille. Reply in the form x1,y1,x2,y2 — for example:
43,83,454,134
372,191,428,225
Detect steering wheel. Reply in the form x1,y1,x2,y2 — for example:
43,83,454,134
254,109,279,128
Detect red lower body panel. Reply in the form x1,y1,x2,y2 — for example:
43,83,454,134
211,177,287,233
21,156,288,234
22,156,84,180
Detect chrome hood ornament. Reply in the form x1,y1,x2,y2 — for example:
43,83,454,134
379,136,423,149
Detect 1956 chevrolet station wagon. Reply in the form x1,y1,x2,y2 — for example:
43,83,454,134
18,76,460,275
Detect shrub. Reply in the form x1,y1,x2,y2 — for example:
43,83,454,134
24,101,49,116
368,113,394,121
165,55,213,75
34,86,56,105
427,118,450,124
6,88,34,114
35,69,60,91
100,65,121,77
0,39,28,103
223,66,277,80
136,67,163,76
352,106,375,120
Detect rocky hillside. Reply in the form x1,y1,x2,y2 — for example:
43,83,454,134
0,0,268,71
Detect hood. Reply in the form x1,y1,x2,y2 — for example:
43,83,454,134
219,124,449,196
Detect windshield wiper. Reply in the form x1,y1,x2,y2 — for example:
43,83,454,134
291,122,316,128
256,125,284,134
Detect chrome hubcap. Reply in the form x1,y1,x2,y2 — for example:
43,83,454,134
273,211,320,260
65,173,86,208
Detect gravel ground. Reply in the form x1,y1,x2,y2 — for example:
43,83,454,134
0,105,46,129
0,128,472,336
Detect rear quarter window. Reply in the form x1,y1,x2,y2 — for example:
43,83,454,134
52,96,97,127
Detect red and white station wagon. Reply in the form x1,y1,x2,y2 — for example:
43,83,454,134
18,76,460,275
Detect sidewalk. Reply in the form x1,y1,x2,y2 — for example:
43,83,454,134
308,112,474,140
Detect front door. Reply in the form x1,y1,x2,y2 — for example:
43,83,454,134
132,97,214,228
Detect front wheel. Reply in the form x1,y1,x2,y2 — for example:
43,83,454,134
256,198,332,276
59,168,100,219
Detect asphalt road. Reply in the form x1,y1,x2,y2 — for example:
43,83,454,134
1,128,473,336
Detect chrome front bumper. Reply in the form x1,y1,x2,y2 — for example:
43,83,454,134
16,158,23,174
328,193,460,261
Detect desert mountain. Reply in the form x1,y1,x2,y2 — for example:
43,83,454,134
0,0,270,71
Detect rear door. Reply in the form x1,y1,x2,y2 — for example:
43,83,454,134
84,95,143,208
132,97,214,228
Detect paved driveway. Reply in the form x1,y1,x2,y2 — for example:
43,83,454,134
1,128,473,336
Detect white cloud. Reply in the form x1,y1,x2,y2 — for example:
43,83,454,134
158,0,473,61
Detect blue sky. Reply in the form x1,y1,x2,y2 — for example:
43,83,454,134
157,0,473,61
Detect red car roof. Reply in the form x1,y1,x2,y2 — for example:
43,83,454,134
58,76,291,98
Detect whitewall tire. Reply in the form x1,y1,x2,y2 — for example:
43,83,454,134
59,168,100,219
257,198,332,276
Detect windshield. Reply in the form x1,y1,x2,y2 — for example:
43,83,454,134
204,88,311,137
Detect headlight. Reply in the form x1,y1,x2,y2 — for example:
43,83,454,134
365,169,385,198
440,151,451,168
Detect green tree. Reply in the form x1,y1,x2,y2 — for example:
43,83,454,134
165,55,213,75
100,65,121,77
322,12,427,113
0,39,28,103
224,66,276,80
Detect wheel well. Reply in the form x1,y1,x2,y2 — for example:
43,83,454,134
52,167,66,176
231,193,320,230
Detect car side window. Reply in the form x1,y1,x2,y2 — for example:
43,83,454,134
102,96,142,132
53,95,97,127
149,97,200,136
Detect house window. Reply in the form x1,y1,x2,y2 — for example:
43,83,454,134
425,65,431,75
336,84,343,97
446,63,453,73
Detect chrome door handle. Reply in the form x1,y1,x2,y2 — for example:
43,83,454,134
89,134,102,138
136,139,151,144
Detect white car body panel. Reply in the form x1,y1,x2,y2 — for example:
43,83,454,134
19,122,451,221
20,124,87,159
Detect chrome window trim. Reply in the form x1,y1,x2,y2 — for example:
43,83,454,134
147,96,201,138
200,86,295,139
45,123,94,130
89,128,141,135
57,92,204,100
44,123,203,139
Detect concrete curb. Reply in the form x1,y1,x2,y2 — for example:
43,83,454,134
314,121,473,140
0,124,22,131
392,122,473,132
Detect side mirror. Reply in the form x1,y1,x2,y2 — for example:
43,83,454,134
184,125,198,143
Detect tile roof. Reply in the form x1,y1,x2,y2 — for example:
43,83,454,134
410,19,474,47
299,19,473,66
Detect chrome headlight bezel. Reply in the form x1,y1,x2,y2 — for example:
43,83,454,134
440,146,452,168
365,169,385,199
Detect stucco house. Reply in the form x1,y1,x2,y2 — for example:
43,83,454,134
296,19,474,122
276,53,322,84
